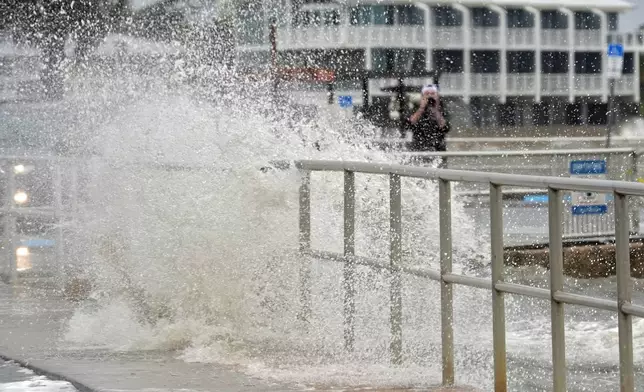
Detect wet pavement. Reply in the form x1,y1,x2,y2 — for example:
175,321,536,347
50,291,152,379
0,283,475,392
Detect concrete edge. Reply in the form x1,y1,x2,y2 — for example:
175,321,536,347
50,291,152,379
0,351,97,392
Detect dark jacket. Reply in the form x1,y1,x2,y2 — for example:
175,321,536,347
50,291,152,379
409,100,450,152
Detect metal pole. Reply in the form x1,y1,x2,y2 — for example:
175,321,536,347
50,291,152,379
615,191,634,392
389,173,403,365
548,187,566,392
605,78,616,148
298,170,312,325
343,170,356,351
439,178,454,385
490,183,507,392
269,19,280,105
3,163,16,284
628,152,639,234
397,78,406,138
362,74,370,116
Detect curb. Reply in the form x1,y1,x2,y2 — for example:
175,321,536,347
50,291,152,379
0,352,97,392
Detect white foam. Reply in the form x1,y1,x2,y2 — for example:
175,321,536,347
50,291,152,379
0,376,77,392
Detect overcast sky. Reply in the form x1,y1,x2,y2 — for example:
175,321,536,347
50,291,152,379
620,0,643,32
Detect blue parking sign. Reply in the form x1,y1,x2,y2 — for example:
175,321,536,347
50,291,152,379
608,43,624,57
338,95,352,108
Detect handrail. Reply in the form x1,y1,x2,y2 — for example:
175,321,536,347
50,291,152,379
0,146,637,169
295,159,641,392
446,135,644,143
399,147,636,157
294,160,644,196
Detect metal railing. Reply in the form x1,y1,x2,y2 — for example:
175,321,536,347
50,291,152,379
398,147,641,240
295,159,644,392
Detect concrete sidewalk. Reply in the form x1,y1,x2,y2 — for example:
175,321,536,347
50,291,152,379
0,282,474,392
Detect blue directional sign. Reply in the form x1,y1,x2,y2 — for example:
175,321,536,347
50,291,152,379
569,160,607,175
19,238,55,247
572,205,608,215
338,95,353,108
569,159,607,215
608,43,624,57
607,43,624,79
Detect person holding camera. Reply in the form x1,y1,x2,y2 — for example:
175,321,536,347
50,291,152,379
407,84,450,168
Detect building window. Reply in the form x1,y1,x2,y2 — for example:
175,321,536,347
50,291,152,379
373,5,395,25
433,6,462,27
372,49,426,74
471,51,500,73
575,12,600,30
324,9,340,25
623,52,634,74
236,50,270,72
294,8,340,26
432,50,464,73
574,52,601,73
507,8,534,28
350,6,372,25
236,0,265,45
397,5,424,25
471,7,499,28
507,51,535,73
542,51,569,73
541,10,568,29
608,12,618,31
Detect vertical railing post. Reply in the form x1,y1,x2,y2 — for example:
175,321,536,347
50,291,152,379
53,162,65,282
3,162,17,284
298,170,312,325
615,191,634,392
343,170,356,352
548,187,566,392
490,183,507,392
439,178,454,385
628,152,639,234
389,173,403,365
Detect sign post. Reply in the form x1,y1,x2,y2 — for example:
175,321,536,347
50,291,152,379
605,43,624,148
569,160,608,215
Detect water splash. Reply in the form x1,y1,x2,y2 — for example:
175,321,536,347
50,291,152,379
38,42,494,390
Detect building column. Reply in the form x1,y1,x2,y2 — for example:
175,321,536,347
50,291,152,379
635,50,641,103
489,5,507,104
581,98,589,124
591,8,608,103
262,0,270,44
559,7,575,103
453,4,471,104
525,6,541,103
415,3,433,73
286,0,293,37
341,3,349,44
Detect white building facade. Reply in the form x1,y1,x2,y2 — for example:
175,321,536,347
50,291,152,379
235,0,640,128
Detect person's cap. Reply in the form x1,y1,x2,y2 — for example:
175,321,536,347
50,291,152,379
421,84,439,95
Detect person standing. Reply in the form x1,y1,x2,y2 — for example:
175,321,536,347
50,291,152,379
407,84,451,168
